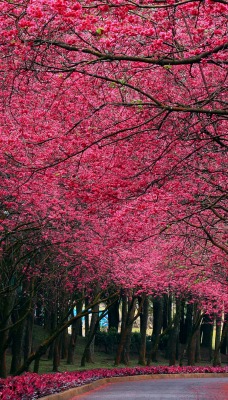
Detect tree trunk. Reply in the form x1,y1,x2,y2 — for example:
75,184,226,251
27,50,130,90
179,301,186,345
35,300,43,326
179,304,202,366
138,296,149,365
121,327,131,365
168,299,180,366
147,296,163,365
121,296,138,365
33,357,40,373
15,293,110,375
179,303,193,366
10,321,25,374
114,294,128,365
10,283,34,375
195,328,201,363
0,331,8,378
53,335,61,372
213,315,222,366
47,311,57,360
220,318,228,355
23,311,34,367
200,314,213,362
84,298,89,337
187,332,197,365
81,302,99,367
187,305,201,366
163,294,172,331
67,300,83,364
108,298,120,331
67,320,77,364
115,295,138,365
0,288,16,378
60,328,68,360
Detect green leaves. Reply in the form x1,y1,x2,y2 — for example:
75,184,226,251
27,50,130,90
131,99,143,110
95,27,104,36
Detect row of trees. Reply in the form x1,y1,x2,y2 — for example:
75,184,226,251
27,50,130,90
0,0,227,377
1,283,228,379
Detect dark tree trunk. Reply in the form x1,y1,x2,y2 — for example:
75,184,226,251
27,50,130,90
195,327,201,363
84,298,89,337
81,302,99,367
213,315,222,366
179,304,202,366
33,357,40,373
187,332,197,365
52,335,61,372
201,315,213,346
23,311,34,367
138,296,149,366
0,331,8,378
187,305,201,366
121,294,128,333
168,299,181,366
121,327,132,365
200,314,213,362
115,295,138,366
67,319,77,364
61,329,68,359
14,303,87,375
179,301,186,345
47,311,57,360
114,294,128,365
108,298,120,331
147,296,163,365
10,321,25,374
0,289,16,378
220,318,228,355
185,303,193,342
185,305,201,366
67,300,83,364
179,303,193,366
35,300,43,326
121,296,138,365
48,343,54,360
86,303,99,363
43,303,51,332
10,287,32,375
163,294,172,331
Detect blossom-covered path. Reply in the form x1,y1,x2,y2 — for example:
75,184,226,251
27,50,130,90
72,377,228,400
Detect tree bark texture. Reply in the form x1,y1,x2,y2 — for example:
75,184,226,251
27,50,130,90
138,296,149,365
147,296,163,365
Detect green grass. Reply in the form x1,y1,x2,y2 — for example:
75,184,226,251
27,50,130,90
33,335,143,374
6,328,141,375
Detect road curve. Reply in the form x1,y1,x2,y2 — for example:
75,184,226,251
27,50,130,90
72,377,228,400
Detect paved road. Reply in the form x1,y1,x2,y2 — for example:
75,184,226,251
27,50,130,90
72,377,228,399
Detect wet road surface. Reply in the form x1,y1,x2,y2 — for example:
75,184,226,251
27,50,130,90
72,377,228,399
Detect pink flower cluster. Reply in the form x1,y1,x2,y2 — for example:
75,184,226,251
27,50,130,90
0,366,227,399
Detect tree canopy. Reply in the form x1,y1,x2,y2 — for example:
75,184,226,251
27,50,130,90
0,0,227,315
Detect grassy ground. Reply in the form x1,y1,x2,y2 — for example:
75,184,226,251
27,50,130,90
6,326,227,375
6,328,138,375
30,328,142,374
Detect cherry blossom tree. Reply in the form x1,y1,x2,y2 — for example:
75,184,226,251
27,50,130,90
0,0,227,375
